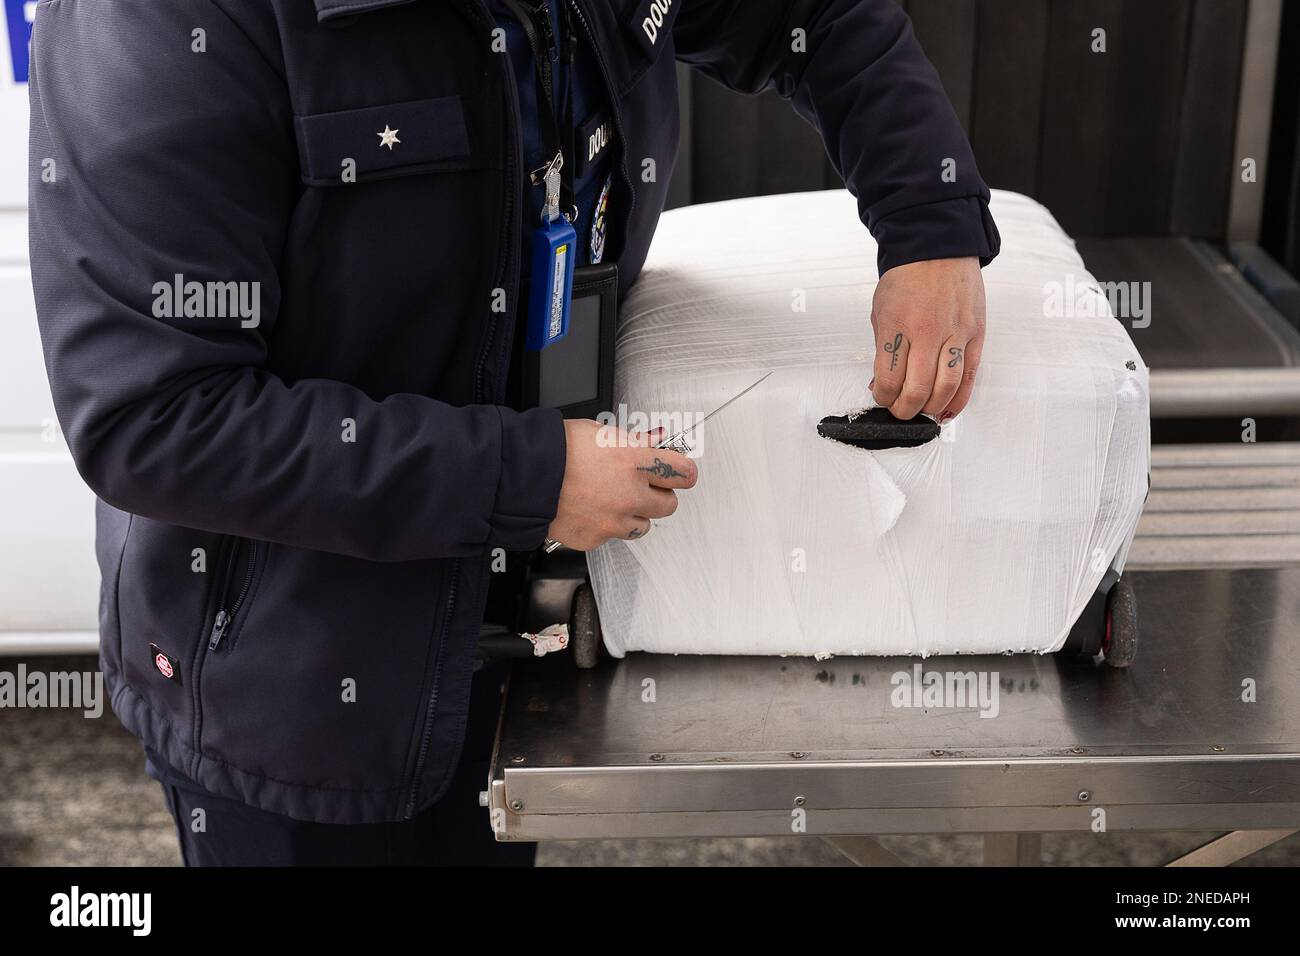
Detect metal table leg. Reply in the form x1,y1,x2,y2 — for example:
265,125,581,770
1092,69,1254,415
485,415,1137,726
1166,829,1298,867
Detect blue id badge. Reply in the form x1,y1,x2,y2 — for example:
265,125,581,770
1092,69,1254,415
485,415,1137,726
526,216,576,351
526,152,576,351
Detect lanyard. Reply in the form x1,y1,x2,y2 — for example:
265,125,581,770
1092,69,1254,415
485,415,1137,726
500,0,576,222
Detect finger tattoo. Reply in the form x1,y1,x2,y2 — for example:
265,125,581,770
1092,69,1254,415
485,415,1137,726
637,457,687,479
947,346,964,368
883,332,904,370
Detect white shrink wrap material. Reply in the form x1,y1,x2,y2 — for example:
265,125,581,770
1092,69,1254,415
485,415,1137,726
588,189,1150,658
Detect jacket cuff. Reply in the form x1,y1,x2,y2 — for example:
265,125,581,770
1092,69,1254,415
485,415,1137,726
873,195,1002,276
489,405,567,550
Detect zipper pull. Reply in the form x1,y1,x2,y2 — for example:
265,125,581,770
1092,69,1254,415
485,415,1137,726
532,1,558,62
208,609,231,651
561,1,576,64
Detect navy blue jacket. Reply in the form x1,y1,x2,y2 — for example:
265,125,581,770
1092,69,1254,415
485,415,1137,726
29,0,999,823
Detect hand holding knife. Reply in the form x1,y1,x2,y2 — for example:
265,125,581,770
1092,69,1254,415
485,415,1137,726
542,371,773,553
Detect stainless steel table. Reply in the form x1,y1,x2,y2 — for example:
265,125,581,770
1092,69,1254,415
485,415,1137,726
487,567,1300,864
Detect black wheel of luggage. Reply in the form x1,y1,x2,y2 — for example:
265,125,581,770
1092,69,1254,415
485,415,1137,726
571,581,602,670
1102,577,1138,668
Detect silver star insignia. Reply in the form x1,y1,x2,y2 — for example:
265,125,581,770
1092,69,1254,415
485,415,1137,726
377,125,401,150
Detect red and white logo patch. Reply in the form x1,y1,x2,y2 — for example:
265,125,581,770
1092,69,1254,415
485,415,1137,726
148,643,180,684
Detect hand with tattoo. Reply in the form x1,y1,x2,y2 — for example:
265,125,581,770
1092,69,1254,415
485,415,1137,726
637,457,689,480
869,256,986,423
546,420,697,551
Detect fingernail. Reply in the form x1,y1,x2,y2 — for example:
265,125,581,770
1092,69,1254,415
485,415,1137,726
869,377,875,390
939,411,955,423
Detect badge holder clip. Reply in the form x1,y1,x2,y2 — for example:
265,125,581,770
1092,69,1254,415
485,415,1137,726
525,152,577,351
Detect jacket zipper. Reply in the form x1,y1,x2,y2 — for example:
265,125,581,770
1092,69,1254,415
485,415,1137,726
404,0,516,824
208,538,258,652
565,0,636,227
404,558,460,819
470,0,523,407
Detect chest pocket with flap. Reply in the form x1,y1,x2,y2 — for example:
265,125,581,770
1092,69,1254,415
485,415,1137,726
294,96,477,187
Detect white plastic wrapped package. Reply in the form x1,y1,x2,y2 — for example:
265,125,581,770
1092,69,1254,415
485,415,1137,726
587,189,1150,658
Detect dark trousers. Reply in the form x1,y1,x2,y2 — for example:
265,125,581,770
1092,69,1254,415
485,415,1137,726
148,664,535,866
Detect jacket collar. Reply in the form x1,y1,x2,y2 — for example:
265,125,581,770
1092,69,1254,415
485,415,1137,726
314,0,420,23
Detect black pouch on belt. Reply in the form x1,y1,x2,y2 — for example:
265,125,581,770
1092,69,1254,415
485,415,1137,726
520,261,617,419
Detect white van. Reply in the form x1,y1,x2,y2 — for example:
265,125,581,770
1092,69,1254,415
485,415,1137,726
0,2,98,655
